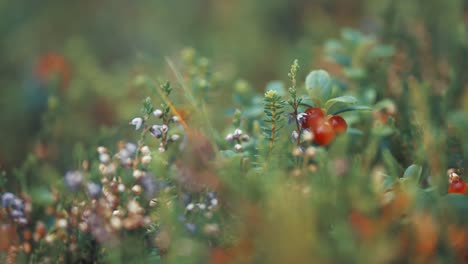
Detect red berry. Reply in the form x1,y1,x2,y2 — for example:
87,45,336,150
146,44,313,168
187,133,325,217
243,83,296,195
328,115,348,133
301,107,325,130
448,180,467,194
313,121,335,145
35,53,71,90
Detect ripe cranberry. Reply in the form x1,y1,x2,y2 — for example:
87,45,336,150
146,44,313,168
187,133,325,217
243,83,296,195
448,179,467,194
328,115,348,133
301,107,325,130
35,53,71,90
313,121,335,146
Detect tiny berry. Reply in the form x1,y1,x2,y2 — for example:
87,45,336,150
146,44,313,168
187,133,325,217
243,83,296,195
301,107,325,130
313,121,335,146
328,115,348,133
448,179,467,194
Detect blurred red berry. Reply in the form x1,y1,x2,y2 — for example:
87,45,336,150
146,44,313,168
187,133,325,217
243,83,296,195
328,115,348,133
313,121,335,146
448,179,467,194
35,52,71,91
301,107,325,130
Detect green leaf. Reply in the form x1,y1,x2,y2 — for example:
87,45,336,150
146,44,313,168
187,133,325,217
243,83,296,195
402,164,423,184
324,95,358,111
369,45,395,58
343,68,366,79
382,149,402,178
331,105,372,115
305,70,332,105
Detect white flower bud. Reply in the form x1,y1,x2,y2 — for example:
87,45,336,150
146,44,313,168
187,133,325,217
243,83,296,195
305,146,317,157
130,117,143,130
241,134,250,142
141,146,150,155
234,144,243,152
112,210,121,216
292,147,303,157
197,203,206,210
123,157,132,167
291,130,299,141
57,219,68,229
186,203,195,211
149,199,157,207
170,134,180,141
99,153,110,164
110,216,122,230
150,125,162,138
303,130,314,142
127,200,142,214
158,147,165,153
171,116,180,122
210,198,218,206
297,113,307,122
117,183,126,192
133,170,144,179
233,129,243,137
153,109,163,118
131,185,142,195
97,146,107,154
79,222,88,232
225,133,234,141
141,155,152,165
161,125,168,133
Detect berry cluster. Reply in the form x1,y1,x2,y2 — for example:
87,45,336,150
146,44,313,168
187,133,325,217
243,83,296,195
300,107,347,146
447,169,467,194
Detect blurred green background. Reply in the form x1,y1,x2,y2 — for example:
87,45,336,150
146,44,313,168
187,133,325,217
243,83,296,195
0,0,466,170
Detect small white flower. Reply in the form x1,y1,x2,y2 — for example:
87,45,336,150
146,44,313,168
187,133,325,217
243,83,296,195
153,109,163,118
241,134,250,142
305,146,317,157
225,133,234,141
125,142,138,154
127,200,142,214
141,155,152,165
291,130,299,141
170,134,180,141
141,146,150,155
131,185,142,195
97,146,107,154
133,170,144,179
171,116,180,122
302,130,314,142
197,203,207,210
117,183,126,192
161,125,169,133
186,203,195,211
233,129,243,137
234,144,243,152
130,117,143,130
110,216,122,230
297,113,307,128
123,157,132,167
112,210,121,216
210,198,218,206
292,147,303,157
150,125,162,138
158,147,166,153
149,199,157,207
99,153,111,164
99,164,107,174
57,219,68,229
